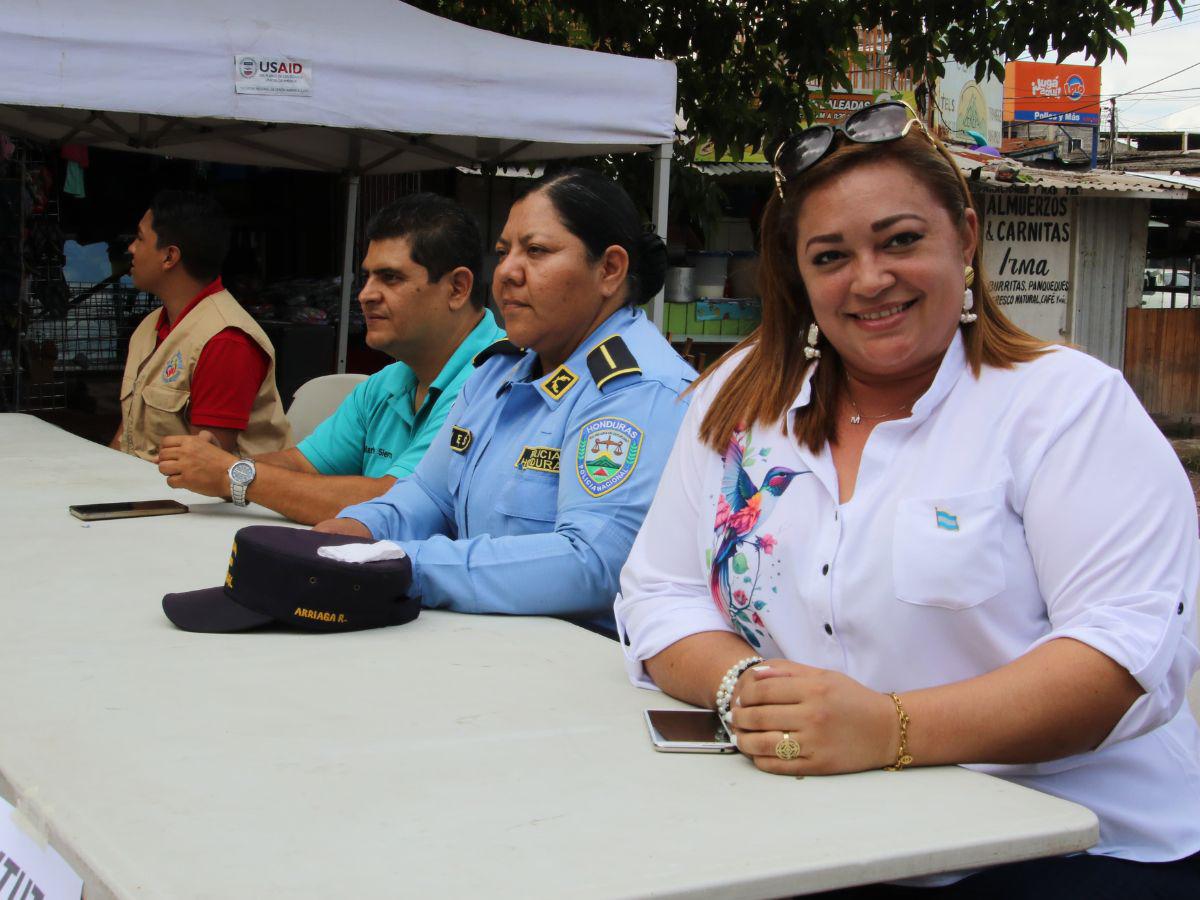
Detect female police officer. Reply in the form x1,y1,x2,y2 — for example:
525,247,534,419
315,169,695,632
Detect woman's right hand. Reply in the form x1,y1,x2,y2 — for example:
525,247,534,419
312,517,373,538
728,660,899,775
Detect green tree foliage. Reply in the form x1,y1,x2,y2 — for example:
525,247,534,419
410,0,1184,160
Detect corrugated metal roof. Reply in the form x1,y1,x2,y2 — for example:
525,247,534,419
693,162,772,176
1126,171,1200,192
695,151,1187,199
953,152,1188,199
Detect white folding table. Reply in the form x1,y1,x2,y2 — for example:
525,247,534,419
0,415,1098,898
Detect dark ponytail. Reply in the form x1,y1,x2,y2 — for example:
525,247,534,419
516,168,666,306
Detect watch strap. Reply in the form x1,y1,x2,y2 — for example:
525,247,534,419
229,459,255,508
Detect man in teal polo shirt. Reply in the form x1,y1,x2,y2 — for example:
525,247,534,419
157,193,504,524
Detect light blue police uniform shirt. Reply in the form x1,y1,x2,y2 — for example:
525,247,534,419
338,305,696,629
296,310,504,480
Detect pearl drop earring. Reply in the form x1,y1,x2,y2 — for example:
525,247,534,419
960,266,978,325
804,323,821,359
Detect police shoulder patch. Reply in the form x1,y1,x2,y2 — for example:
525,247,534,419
576,417,643,497
586,335,641,390
473,339,523,367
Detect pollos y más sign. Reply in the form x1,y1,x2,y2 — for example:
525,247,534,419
1003,61,1100,126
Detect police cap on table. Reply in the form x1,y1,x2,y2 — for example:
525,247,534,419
162,525,417,633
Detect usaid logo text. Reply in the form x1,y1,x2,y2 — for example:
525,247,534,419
237,56,305,78
257,60,304,75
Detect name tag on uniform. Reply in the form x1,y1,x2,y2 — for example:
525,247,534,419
515,446,560,473
450,426,473,453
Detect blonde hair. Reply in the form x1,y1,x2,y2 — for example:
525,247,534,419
695,131,1050,454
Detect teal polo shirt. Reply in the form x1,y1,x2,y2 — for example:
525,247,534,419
296,310,504,480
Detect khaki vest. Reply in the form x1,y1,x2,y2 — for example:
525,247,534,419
119,290,292,460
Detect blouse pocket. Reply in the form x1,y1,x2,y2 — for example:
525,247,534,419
494,471,559,524
892,485,1008,610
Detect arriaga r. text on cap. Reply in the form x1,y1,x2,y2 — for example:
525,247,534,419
163,525,417,633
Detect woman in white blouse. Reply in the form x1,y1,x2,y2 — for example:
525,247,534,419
616,102,1200,895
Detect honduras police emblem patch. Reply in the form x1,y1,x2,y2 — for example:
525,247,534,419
162,350,184,383
576,417,642,497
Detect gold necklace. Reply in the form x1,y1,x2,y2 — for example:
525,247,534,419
844,384,917,425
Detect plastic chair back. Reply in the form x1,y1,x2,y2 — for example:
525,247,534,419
286,373,368,442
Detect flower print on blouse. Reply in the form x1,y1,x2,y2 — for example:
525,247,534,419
708,428,810,648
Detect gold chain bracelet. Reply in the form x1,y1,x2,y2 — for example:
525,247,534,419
883,692,914,771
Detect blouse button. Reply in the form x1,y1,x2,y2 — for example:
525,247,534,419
821,563,830,576
824,623,833,636
1179,602,1185,615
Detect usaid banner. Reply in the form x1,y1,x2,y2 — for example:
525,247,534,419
1004,61,1101,126
234,55,312,96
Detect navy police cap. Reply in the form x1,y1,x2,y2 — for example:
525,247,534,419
163,525,417,633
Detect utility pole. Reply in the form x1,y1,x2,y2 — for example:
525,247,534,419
1107,97,1117,168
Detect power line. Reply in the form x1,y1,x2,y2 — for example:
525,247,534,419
1123,98,1200,127
1124,19,1200,37
1129,2,1199,22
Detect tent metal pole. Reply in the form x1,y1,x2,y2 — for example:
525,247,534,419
649,141,672,331
336,172,360,373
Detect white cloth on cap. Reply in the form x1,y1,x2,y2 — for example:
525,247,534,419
317,540,407,564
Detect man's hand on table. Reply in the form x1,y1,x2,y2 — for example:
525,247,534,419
157,431,236,498
312,517,374,538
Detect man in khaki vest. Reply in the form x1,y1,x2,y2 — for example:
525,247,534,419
153,193,504,524
112,191,291,461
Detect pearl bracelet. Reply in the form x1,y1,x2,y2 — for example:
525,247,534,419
715,656,765,725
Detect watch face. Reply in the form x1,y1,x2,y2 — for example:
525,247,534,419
230,461,255,484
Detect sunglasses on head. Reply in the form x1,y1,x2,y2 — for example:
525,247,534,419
772,101,937,199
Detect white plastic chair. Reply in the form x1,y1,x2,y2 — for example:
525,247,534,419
286,373,368,442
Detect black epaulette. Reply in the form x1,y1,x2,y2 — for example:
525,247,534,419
473,339,523,367
586,335,641,390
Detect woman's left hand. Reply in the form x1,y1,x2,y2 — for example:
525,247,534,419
728,661,900,775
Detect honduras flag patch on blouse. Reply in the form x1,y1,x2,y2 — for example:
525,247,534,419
576,417,642,497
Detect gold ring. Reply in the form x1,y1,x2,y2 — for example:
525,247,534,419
775,732,802,760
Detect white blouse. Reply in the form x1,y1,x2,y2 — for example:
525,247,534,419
616,332,1200,862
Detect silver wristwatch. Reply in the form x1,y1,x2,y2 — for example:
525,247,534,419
228,458,256,508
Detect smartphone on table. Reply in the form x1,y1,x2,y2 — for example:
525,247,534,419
644,709,736,754
68,500,189,521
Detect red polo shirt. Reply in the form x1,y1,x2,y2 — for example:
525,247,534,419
155,278,270,431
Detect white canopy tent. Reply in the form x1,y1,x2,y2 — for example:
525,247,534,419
0,0,677,369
